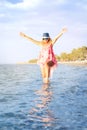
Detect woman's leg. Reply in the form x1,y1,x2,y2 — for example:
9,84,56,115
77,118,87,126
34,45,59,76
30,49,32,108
40,65,46,81
44,63,50,79
44,64,50,83
40,64,51,83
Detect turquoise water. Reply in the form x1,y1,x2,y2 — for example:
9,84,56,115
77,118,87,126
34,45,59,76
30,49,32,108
0,64,87,130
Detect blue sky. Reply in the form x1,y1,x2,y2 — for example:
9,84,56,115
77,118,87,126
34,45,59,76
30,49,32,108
0,0,87,64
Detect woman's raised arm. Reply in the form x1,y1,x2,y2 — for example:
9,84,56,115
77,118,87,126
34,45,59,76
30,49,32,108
20,32,41,46
52,28,67,45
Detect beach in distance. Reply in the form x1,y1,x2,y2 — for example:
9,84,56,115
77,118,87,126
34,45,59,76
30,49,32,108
0,64,87,130
17,60,87,66
58,60,87,66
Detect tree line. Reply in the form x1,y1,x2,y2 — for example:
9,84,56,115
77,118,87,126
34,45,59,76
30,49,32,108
28,46,87,63
56,46,87,61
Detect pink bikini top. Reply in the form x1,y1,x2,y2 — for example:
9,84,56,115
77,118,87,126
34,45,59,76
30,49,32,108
39,44,56,62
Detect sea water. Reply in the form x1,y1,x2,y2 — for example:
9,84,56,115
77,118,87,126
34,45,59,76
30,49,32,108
0,64,87,130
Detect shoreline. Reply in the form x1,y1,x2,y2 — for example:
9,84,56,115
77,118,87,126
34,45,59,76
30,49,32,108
17,60,87,66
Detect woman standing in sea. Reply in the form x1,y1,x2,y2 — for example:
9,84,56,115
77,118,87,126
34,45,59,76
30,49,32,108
20,28,67,83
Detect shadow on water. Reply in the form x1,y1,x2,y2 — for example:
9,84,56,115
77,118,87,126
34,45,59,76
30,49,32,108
28,83,58,129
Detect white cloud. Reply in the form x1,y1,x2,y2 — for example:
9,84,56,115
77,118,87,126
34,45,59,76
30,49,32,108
82,4,87,10
0,13,5,17
56,0,68,5
1,0,42,9
76,0,87,10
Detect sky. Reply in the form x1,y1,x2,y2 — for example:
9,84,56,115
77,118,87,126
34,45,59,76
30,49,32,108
0,0,87,64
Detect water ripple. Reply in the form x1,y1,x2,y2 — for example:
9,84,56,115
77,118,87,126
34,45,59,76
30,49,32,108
0,64,87,130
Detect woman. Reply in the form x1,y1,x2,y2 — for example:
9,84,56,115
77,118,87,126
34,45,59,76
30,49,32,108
20,28,67,83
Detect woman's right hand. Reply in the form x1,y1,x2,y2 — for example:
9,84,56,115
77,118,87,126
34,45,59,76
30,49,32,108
61,28,68,33
20,32,26,37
